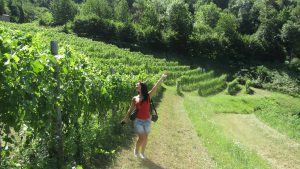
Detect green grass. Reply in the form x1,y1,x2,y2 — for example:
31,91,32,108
184,93,270,169
195,89,300,142
206,94,263,114
254,94,300,142
183,87,300,168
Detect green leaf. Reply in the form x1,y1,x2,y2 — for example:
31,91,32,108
13,55,20,63
63,67,68,74
4,53,11,60
32,60,44,73
50,66,55,72
48,55,58,64
1,149,5,157
11,62,17,69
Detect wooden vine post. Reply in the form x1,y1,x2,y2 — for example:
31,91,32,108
51,41,64,168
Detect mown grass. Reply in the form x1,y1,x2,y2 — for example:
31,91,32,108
206,90,300,143
184,93,270,169
206,94,263,114
254,94,300,142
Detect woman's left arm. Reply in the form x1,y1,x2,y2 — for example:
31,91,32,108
149,74,167,98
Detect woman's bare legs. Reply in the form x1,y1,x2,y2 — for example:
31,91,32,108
135,135,143,156
135,134,148,159
141,134,148,155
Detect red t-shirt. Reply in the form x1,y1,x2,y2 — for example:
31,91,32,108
135,97,150,120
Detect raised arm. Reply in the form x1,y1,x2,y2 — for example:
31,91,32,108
149,74,167,98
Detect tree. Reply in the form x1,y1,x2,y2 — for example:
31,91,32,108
50,0,77,25
196,0,229,9
216,12,239,38
140,2,159,28
254,1,286,62
215,12,242,61
188,30,225,60
73,0,84,3
132,0,146,23
290,0,300,23
228,0,260,34
166,1,192,52
114,0,131,22
0,0,5,15
82,0,112,19
35,0,52,8
7,0,20,22
194,3,221,29
18,1,25,23
281,21,300,62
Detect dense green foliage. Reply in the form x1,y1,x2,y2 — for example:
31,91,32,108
1,0,300,65
245,79,254,94
1,0,300,168
50,0,77,25
235,65,300,97
0,24,183,168
0,27,131,168
227,78,241,95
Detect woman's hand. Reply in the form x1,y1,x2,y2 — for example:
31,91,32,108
161,73,167,79
121,117,129,126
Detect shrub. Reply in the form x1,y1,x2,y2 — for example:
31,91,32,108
73,15,116,40
227,78,241,95
290,58,300,68
116,23,136,43
176,80,182,96
245,79,254,94
198,75,227,96
136,25,164,50
39,11,53,26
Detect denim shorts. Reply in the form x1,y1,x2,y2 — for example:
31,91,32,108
134,118,151,134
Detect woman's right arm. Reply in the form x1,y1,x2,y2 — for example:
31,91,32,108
149,74,167,98
122,97,136,123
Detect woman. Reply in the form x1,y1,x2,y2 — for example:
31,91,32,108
121,74,167,159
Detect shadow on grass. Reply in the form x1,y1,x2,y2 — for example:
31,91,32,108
151,86,166,108
141,159,164,169
177,91,184,97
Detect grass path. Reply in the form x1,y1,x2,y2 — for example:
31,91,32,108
109,87,216,169
213,113,300,169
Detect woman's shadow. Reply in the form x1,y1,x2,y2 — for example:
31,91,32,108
141,159,164,169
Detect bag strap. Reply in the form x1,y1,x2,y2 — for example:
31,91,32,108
150,99,157,115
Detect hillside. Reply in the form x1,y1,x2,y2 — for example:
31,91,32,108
1,21,300,169
110,86,300,169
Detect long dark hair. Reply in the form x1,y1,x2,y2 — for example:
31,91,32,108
139,82,149,103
